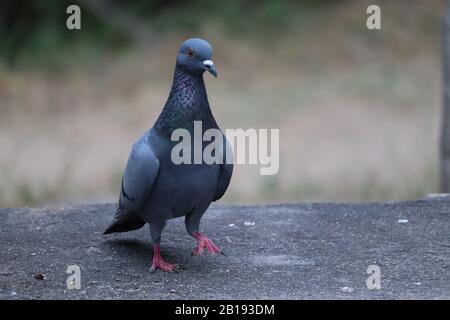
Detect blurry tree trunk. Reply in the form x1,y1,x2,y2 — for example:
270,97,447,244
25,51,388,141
441,1,450,192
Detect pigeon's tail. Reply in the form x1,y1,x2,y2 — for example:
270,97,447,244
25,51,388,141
104,206,146,234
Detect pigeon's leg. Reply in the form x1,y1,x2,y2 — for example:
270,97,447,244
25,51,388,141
149,221,178,273
185,209,224,256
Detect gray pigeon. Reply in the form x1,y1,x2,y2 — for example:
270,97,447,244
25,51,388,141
104,38,233,273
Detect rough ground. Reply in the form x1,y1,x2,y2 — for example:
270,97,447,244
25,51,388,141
1,197,450,299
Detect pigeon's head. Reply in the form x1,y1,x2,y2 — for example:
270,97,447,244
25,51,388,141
176,38,217,78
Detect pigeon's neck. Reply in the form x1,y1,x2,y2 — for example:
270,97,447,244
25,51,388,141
154,64,217,138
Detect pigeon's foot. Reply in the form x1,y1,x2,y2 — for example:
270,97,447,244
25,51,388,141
150,258,178,273
191,232,224,256
150,245,178,273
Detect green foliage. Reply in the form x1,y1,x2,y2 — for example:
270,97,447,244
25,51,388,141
0,0,336,69
0,0,129,68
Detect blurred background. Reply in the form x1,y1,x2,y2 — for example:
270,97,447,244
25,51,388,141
0,0,445,207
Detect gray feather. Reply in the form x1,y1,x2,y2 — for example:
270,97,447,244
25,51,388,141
214,162,233,201
105,132,159,233
214,137,233,201
120,133,160,212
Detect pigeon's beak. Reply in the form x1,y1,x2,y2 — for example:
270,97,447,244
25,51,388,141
203,60,217,78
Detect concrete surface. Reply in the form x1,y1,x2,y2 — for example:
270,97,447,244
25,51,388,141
1,197,450,299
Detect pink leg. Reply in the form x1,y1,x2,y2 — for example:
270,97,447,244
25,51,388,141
150,244,178,273
191,232,224,256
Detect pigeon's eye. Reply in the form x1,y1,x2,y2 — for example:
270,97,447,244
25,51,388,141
186,49,194,58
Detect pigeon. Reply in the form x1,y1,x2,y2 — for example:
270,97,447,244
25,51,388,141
104,38,233,273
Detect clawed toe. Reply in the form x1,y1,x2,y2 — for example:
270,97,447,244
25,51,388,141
150,260,178,273
150,244,178,273
191,233,224,256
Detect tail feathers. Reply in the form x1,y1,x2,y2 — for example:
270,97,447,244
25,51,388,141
104,207,145,234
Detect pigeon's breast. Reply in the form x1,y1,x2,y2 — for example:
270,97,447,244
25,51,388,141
139,132,221,221
143,160,220,220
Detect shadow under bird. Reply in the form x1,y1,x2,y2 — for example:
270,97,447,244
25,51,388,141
104,38,233,273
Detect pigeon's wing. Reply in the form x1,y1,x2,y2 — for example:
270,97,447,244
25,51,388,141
213,163,233,201
104,136,159,234
213,136,233,201
119,137,160,212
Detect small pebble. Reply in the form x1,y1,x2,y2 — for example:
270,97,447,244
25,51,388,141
34,272,45,280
